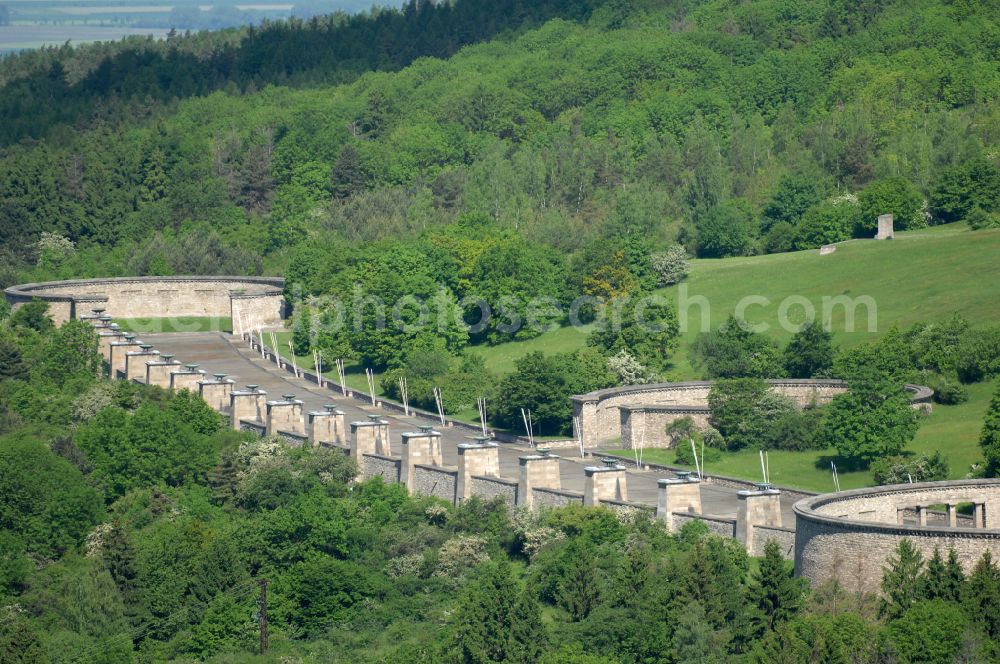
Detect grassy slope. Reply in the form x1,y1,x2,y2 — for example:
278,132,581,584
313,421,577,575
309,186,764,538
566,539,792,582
479,223,1000,375
268,224,1000,490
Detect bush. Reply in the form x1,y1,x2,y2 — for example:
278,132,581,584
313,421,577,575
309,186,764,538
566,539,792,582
492,350,615,436
966,205,1000,230
649,245,690,286
793,201,856,249
692,316,783,379
924,374,969,405
783,322,835,378
607,348,658,386
956,326,1000,383
763,407,824,451
587,292,680,370
857,176,924,234
871,452,949,485
816,382,919,467
762,221,796,254
674,441,722,465
695,201,758,258
708,378,795,451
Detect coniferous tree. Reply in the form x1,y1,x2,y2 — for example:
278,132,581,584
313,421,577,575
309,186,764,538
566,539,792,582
292,305,313,356
101,519,142,624
750,539,805,633
331,143,366,199
919,548,948,601
944,549,966,602
140,148,168,203
0,338,27,380
557,542,602,622
980,380,1000,476
880,538,924,619
964,551,1000,647
451,561,543,664
508,587,547,664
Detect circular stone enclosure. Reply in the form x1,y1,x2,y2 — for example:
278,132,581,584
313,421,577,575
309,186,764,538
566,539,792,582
5,276,286,327
793,479,1000,594
572,379,934,449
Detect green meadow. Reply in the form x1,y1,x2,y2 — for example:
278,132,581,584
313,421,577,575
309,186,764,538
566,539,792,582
114,316,232,334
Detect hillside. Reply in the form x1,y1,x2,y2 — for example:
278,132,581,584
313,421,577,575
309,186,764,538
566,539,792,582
479,223,1000,377
5,0,1000,660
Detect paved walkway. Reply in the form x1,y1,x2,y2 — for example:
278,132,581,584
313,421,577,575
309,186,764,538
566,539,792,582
145,332,800,522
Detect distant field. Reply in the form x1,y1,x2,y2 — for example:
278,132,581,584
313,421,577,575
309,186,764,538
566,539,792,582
0,25,171,51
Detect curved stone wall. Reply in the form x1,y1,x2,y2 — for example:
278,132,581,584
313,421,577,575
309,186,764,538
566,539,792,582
573,379,933,449
5,276,285,327
793,480,1000,594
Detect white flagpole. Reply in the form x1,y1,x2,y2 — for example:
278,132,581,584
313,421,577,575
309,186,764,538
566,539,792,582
433,387,445,426
399,376,409,416
691,438,701,478
477,397,488,436
288,341,299,378
365,368,376,406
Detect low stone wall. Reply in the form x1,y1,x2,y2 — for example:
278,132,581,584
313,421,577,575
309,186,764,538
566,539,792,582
794,480,1000,594
533,487,585,508
412,464,457,503
574,379,932,448
601,453,818,503
752,525,796,559
240,419,266,436
364,454,402,483
470,476,519,507
601,498,655,519
673,512,737,538
5,276,285,326
278,430,308,447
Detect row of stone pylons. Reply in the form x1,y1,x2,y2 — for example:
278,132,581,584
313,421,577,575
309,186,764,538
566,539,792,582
84,309,789,555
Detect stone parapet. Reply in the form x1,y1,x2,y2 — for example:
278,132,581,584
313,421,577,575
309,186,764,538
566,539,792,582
457,442,500,502
573,379,932,449
584,463,628,506
230,388,267,430
794,480,1000,594
657,477,703,531
309,406,346,447
412,464,458,503
267,398,305,436
518,454,561,508
401,427,443,494
4,276,285,326
146,359,182,388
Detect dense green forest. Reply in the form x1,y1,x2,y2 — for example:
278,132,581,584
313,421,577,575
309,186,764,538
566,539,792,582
3,307,1000,662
